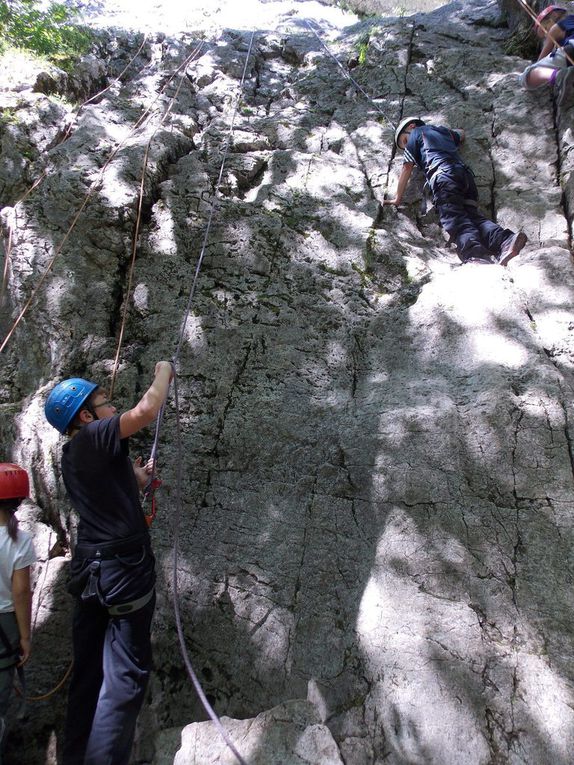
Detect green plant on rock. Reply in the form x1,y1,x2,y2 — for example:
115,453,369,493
356,33,370,67
0,105,19,126
0,0,92,66
504,25,538,59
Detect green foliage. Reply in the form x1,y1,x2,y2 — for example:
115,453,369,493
0,0,92,66
504,25,538,60
356,33,370,67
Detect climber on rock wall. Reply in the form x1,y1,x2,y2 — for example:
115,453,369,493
384,118,528,265
519,5,574,107
44,363,173,765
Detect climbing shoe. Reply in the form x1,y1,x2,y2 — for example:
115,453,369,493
496,232,528,266
555,66,574,109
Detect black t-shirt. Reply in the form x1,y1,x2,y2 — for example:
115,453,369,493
62,414,149,545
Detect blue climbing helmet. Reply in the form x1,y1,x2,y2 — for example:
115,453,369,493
44,378,98,434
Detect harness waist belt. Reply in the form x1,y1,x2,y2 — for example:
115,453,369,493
108,587,154,616
427,162,470,182
75,532,150,560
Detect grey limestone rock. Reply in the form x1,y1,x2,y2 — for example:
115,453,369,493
156,699,345,765
1,1,574,764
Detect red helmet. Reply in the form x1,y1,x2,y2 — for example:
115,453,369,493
0,463,30,501
534,6,566,31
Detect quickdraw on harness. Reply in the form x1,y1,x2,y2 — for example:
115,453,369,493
141,398,167,527
142,476,162,527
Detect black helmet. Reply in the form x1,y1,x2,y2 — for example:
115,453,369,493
394,116,425,148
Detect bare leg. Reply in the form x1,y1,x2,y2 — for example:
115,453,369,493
526,66,557,89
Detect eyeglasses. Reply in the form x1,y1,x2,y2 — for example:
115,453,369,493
93,400,114,408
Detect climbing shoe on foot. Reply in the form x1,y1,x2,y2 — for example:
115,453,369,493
496,232,528,266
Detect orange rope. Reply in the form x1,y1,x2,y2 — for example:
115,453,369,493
514,0,574,67
14,659,73,702
109,40,205,395
0,40,203,355
0,37,149,313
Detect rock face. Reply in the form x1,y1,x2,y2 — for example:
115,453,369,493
320,0,452,17
155,699,345,765
1,0,574,763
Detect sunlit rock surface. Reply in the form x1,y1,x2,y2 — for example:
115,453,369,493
1,0,574,763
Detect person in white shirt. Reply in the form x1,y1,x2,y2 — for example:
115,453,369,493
0,463,36,761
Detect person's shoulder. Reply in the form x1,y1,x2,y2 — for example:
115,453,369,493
1,527,35,556
82,414,121,442
405,126,423,147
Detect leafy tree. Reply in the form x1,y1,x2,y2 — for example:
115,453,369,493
0,0,92,65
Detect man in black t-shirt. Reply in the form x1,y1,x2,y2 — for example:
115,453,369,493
384,118,528,266
45,362,173,765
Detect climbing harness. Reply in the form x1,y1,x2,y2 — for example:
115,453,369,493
0,617,27,718
0,620,19,672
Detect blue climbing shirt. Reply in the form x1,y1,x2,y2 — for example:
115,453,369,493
403,125,464,179
557,14,574,48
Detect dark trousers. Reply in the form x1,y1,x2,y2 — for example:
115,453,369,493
0,613,19,764
62,592,155,765
431,166,513,262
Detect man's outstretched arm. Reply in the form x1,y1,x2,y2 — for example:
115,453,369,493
383,162,415,206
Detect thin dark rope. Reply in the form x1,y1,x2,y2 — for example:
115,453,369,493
302,18,396,128
146,31,258,765
109,40,205,396
173,31,257,364
0,39,204,355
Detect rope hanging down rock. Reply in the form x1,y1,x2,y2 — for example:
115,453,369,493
0,34,149,309
513,0,574,66
109,39,205,396
145,30,258,765
0,38,205,355
303,18,397,129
